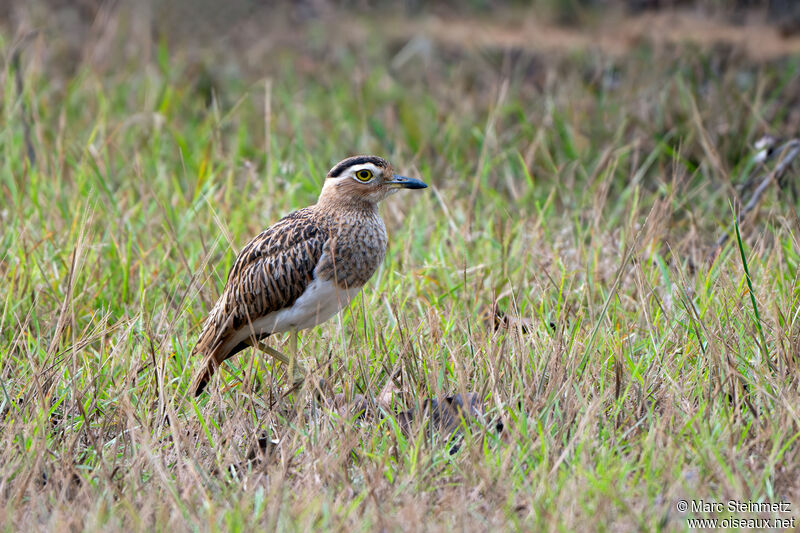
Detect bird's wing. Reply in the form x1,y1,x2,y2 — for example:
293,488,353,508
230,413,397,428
190,207,328,395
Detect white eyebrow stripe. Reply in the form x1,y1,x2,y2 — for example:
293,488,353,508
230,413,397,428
348,163,382,176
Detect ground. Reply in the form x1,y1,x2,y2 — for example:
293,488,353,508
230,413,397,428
1,2,799,531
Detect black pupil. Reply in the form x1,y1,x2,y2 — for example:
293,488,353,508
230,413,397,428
359,171,369,179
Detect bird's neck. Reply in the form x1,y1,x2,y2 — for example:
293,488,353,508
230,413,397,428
316,187,379,217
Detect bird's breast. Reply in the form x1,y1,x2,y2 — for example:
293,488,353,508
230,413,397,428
316,214,387,289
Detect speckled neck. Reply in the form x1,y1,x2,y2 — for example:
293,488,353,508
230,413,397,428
316,194,378,218
316,180,380,216
313,200,387,290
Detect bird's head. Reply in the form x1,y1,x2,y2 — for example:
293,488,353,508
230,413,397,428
318,155,427,207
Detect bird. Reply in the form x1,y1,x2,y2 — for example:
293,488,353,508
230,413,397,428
190,155,427,396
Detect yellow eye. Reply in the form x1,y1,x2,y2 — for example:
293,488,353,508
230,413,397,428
355,169,373,181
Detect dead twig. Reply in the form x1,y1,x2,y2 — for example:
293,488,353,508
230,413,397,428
710,137,800,262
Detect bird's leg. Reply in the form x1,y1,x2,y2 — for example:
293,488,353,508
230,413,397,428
289,331,303,386
257,336,329,401
256,341,305,386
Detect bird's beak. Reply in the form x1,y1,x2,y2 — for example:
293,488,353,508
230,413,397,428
388,174,428,189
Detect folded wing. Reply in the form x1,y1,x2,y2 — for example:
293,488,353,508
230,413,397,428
190,208,328,395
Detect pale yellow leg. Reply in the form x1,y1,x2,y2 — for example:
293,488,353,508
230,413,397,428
257,335,304,386
288,331,303,386
258,334,328,400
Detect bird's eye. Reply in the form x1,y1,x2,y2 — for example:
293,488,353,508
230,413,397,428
355,169,373,182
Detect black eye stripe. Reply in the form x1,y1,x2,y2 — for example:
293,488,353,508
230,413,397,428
328,156,388,177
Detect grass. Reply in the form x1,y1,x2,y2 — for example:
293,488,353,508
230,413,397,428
1,4,800,531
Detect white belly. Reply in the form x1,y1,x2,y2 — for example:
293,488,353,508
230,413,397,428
225,277,358,351
270,277,357,331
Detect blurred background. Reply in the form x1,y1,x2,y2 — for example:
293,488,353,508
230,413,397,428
3,1,800,180
0,0,800,72
3,0,800,259
3,0,799,82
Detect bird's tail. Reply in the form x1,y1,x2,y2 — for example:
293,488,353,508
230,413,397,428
190,308,232,396
192,338,257,395
190,351,221,397
190,334,223,396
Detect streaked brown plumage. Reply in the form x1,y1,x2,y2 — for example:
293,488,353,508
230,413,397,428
190,155,427,396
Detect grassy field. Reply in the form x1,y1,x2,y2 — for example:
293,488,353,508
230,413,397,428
2,3,800,531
